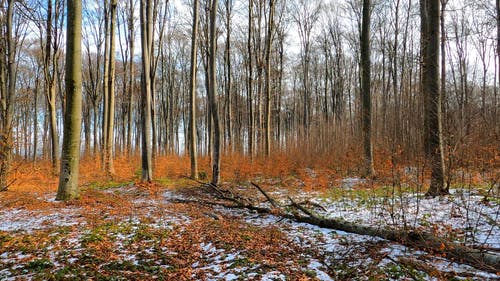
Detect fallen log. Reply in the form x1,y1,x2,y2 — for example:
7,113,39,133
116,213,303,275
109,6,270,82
193,182,500,274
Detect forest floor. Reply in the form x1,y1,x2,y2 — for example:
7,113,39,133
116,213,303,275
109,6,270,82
0,158,499,280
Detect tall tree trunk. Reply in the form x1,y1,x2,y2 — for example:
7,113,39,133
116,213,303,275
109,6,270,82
57,0,83,200
127,0,135,156
247,0,254,158
45,0,59,172
189,0,199,180
440,0,448,185
208,0,221,185
224,0,233,151
140,0,153,181
360,0,375,177
102,0,110,161
224,0,232,152
421,0,446,197
149,1,169,161
264,0,275,157
0,0,15,192
101,0,110,163
104,0,117,176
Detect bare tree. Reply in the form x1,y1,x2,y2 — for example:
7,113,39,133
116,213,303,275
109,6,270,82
208,0,221,185
289,0,322,134
82,0,105,157
43,0,63,172
126,0,136,155
247,0,254,157
223,0,233,152
360,0,374,177
264,0,275,156
102,0,110,161
104,0,117,175
140,0,153,181
150,0,169,159
421,0,446,197
0,0,15,192
189,0,200,179
56,0,83,200
117,0,136,156
119,0,136,156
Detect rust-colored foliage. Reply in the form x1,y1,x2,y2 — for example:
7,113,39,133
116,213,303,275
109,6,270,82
3,140,497,206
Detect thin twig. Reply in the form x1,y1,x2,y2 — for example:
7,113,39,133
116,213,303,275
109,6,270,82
251,181,279,208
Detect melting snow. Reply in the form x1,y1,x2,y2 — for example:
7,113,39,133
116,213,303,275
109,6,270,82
1,182,498,280
0,208,82,232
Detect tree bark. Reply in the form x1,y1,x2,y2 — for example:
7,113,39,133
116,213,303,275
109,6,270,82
102,0,110,161
264,0,275,157
44,0,60,172
208,0,221,185
247,0,254,158
360,0,375,177
421,0,447,197
189,0,200,180
224,0,233,152
104,0,117,176
33,76,40,162
0,0,15,192
126,0,135,156
140,0,153,182
57,0,83,200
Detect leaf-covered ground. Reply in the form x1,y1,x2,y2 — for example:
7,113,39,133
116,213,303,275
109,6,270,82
1,176,499,281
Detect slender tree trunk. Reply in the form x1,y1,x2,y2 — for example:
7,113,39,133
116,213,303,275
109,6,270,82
264,0,275,157
224,0,232,152
0,0,15,192
102,0,110,162
48,86,58,170
189,0,199,180
149,1,169,160
93,104,98,156
33,77,39,162
104,0,117,176
360,0,375,177
57,0,83,200
83,104,91,155
151,76,157,161
421,0,446,197
323,41,329,124
44,0,60,172
303,49,310,135
276,28,284,149
391,0,401,145
440,0,448,184
247,0,254,158
140,0,153,181
127,0,134,156
208,0,221,185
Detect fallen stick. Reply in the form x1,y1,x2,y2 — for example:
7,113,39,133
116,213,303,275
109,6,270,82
251,182,279,208
199,183,500,274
